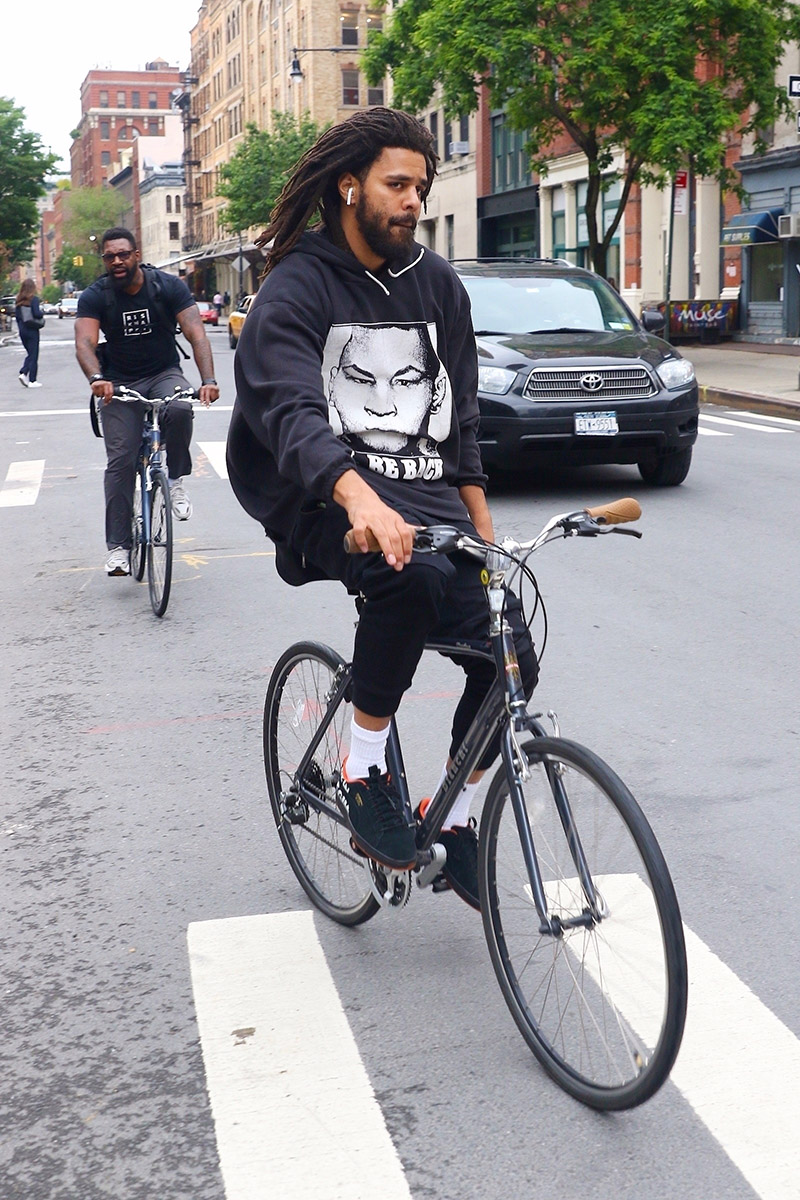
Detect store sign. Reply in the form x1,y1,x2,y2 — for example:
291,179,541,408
788,75,800,97
673,170,688,215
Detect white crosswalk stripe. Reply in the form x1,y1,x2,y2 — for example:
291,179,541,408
189,905,800,1200
0,460,45,507
197,441,229,479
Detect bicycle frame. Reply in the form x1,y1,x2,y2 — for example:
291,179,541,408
135,403,166,547
287,571,599,936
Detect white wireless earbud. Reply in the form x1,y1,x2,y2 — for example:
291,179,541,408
346,187,354,206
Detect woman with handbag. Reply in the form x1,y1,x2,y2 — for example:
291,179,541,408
15,278,45,389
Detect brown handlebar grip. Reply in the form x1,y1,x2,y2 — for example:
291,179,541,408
584,497,642,525
343,528,382,554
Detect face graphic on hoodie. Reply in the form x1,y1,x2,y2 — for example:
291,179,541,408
324,323,452,474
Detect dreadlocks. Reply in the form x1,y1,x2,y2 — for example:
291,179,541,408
257,107,437,274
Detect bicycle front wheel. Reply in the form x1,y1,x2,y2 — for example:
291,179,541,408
131,472,146,581
147,471,173,617
480,737,687,1110
263,642,379,926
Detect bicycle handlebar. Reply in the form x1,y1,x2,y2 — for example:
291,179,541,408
111,385,199,404
342,497,642,558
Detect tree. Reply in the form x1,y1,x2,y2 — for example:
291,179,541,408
363,0,800,276
217,111,330,233
53,243,103,291
0,97,58,275
62,186,128,253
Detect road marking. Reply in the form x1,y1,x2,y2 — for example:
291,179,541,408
0,460,45,506
573,875,800,1200
198,441,229,478
697,427,731,437
188,911,412,1200
700,414,789,433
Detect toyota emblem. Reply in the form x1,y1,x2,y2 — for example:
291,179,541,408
580,372,604,392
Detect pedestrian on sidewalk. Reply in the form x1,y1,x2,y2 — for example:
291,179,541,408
213,290,223,318
15,279,44,389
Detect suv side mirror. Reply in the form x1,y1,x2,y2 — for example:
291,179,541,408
641,309,666,333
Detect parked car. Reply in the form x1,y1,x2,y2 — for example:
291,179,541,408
228,294,255,348
57,297,80,318
452,259,698,486
195,300,219,326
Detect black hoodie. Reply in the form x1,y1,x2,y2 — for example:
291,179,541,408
227,230,485,548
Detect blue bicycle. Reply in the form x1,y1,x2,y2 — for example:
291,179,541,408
114,386,196,617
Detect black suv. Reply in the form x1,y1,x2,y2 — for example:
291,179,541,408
453,259,698,486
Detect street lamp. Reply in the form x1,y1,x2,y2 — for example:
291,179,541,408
288,46,349,83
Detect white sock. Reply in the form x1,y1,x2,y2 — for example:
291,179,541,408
168,477,181,488
436,764,480,828
344,718,390,779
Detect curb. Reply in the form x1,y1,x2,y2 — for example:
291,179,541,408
699,384,800,421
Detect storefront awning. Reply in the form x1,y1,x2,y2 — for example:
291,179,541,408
721,208,782,246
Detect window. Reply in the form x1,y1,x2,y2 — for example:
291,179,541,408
169,222,180,241
490,113,531,193
366,12,383,38
444,121,452,162
132,90,140,108
367,82,384,106
460,115,469,144
101,151,111,166
750,243,783,302
429,111,439,155
100,120,110,140
149,91,158,108
148,118,158,134
117,91,126,107
445,214,454,260
341,10,358,45
175,195,181,213
119,127,128,140
166,195,173,213
99,91,109,108
342,70,359,106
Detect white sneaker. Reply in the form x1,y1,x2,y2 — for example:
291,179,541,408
18,373,28,387
106,547,130,576
27,380,42,389
170,479,192,520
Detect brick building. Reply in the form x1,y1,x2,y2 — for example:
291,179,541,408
70,60,184,189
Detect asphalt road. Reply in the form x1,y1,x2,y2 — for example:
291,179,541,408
1,323,798,1200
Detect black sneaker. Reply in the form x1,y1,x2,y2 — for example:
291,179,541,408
439,820,480,911
340,765,417,870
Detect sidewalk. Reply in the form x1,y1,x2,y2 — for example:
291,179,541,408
679,339,800,420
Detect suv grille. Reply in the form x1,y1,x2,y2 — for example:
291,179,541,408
523,365,657,401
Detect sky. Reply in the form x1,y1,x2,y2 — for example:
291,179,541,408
2,0,200,171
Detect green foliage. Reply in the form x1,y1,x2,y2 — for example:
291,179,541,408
363,0,800,273
53,243,103,290
217,111,330,233
0,97,58,273
41,283,62,304
62,187,128,248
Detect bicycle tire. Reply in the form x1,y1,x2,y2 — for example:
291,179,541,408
131,471,146,582
147,471,173,617
264,641,379,926
480,737,687,1110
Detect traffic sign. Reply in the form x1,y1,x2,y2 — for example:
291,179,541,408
788,75,800,97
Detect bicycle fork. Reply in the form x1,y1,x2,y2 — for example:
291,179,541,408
501,726,605,936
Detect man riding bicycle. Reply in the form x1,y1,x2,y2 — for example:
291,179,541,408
75,227,220,577
227,108,537,908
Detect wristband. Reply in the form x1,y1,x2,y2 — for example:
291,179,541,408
89,373,105,384
201,378,218,386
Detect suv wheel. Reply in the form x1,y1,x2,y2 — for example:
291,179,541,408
637,447,692,487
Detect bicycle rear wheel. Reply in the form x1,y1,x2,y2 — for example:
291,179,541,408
147,471,172,617
131,471,146,581
263,642,379,926
480,737,687,1110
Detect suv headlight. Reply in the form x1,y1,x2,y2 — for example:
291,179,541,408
478,365,517,394
656,357,695,390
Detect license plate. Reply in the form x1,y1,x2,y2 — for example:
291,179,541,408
574,411,619,436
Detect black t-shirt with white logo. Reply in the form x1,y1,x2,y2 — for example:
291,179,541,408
77,270,195,381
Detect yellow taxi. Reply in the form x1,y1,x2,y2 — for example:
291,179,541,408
228,294,255,348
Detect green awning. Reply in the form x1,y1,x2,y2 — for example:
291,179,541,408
721,208,782,246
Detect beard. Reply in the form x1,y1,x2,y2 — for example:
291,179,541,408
109,262,137,290
355,195,416,263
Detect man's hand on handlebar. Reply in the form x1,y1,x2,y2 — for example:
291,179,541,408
91,379,115,405
198,382,219,408
332,469,414,570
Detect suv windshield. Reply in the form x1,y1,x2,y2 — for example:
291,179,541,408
460,273,636,336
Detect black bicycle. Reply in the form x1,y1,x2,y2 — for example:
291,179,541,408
113,385,196,617
263,498,688,1111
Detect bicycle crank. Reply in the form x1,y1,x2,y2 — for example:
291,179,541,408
367,861,412,909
